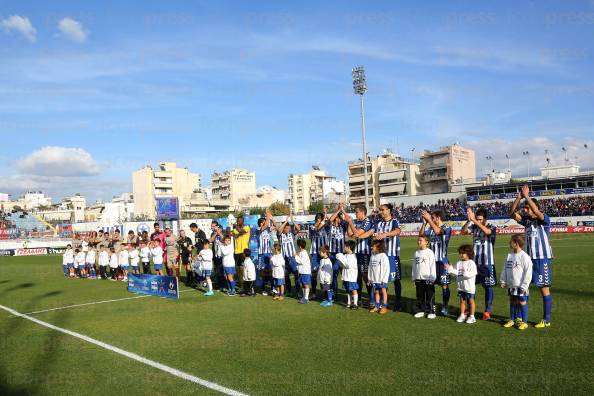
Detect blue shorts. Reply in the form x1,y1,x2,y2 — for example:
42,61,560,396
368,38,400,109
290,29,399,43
476,264,496,287
273,278,285,286
356,253,370,273
532,258,552,287
257,254,271,270
202,270,212,277
310,254,320,272
330,254,340,271
343,281,359,291
132,265,140,271
223,266,236,275
299,274,312,286
436,261,451,285
86,263,94,268
285,256,298,273
67,263,74,268
373,282,388,290
121,265,129,271
388,256,401,281
154,264,163,271
458,291,475,299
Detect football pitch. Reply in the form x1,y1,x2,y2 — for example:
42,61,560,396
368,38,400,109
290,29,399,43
1,234,593,395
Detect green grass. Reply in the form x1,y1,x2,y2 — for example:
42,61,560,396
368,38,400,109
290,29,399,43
1,233,594,395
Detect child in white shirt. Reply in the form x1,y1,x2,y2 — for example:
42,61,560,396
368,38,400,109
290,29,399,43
500,234,533,331
446,245,478,324
109,247,119,280
217,235,236,296
336,240,359,309
86,248,97,279
98,246,109,280
270,244,286,300
63,244,73,277
317,246,333,307
75,249,86,278
119,246,130,281
195,240,214,296
412,235,437,318
129,244,140,275
150,241,164,276
139,242,150,274
368,240,390,314
241,248,257,297
294,239,311,304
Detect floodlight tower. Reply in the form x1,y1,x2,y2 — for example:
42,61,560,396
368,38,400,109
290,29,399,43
352,66,370,213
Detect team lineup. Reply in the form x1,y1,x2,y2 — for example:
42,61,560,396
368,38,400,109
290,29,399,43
61,184,553,329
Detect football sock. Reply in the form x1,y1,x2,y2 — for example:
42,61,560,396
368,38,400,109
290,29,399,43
543,295,552,323
521,303,528,323
230,280,236,292
353,294,358,306
327,289,333,302
304,288,310,300
63,266,68,275
484,286,493,312
510,302,516,321
443,288,450,307
347,294,351,306
394,280,402,308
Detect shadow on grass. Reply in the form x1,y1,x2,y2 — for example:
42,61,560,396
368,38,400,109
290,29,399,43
0,280,11,284
0,291,68,395
553,288,594,299
5,283,35,292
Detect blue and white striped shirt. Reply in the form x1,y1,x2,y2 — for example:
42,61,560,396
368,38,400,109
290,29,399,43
520,214,553,260
426,224,452,263
353,218,373,255
309,224,327,255
327,221,348,254
373,218,401,257
278,231,296,258
257,227,272,255
470,224,496,266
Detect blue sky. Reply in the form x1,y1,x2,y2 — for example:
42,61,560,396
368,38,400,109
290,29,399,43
1,0,593,202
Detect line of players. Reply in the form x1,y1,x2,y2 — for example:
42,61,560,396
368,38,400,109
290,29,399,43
61,184,553,328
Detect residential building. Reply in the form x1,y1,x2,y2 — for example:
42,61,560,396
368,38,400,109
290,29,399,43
132,162,200,218
348,150,420,208
288,167,337,214
211,169,256,210
237,186,286,209
419,144,476,194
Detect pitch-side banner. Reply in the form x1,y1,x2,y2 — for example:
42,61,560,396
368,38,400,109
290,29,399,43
127,273,179,299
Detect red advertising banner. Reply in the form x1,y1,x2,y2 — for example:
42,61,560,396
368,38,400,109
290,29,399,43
14,248,48,256
0,228,9,240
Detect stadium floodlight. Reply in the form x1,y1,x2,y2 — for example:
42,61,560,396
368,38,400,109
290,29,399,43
352,66,370,213
522,151,531,179
505,154,511,172
486,155,494,173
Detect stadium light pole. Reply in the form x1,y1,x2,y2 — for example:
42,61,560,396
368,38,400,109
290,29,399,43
352,66,370,213
486,155,494,173
505,154,511,172
522,151,531,179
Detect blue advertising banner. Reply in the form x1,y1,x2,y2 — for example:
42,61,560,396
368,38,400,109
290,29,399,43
156,197,179,220
127,273,179,299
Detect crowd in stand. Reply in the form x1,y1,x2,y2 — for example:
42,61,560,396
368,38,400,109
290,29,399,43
393,196,594,221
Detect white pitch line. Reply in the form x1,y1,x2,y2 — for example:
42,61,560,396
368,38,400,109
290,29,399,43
24,295,152,315
0,304,249,396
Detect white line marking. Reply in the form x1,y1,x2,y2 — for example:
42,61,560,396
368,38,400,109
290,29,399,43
0,304,249,396
24,295,152,315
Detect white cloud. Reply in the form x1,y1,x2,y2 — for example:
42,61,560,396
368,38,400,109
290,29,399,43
16,146,99,177
1,15,36,42
58,17,88,43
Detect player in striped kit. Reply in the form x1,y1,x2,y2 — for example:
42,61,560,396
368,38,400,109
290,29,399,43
256,211,274,295
420,209,452,316
461,207,497,320
327,205,348,298
272,214,300,297
510,184,553,328
309,211,328,300
345,205,373,306
360,203,402,311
